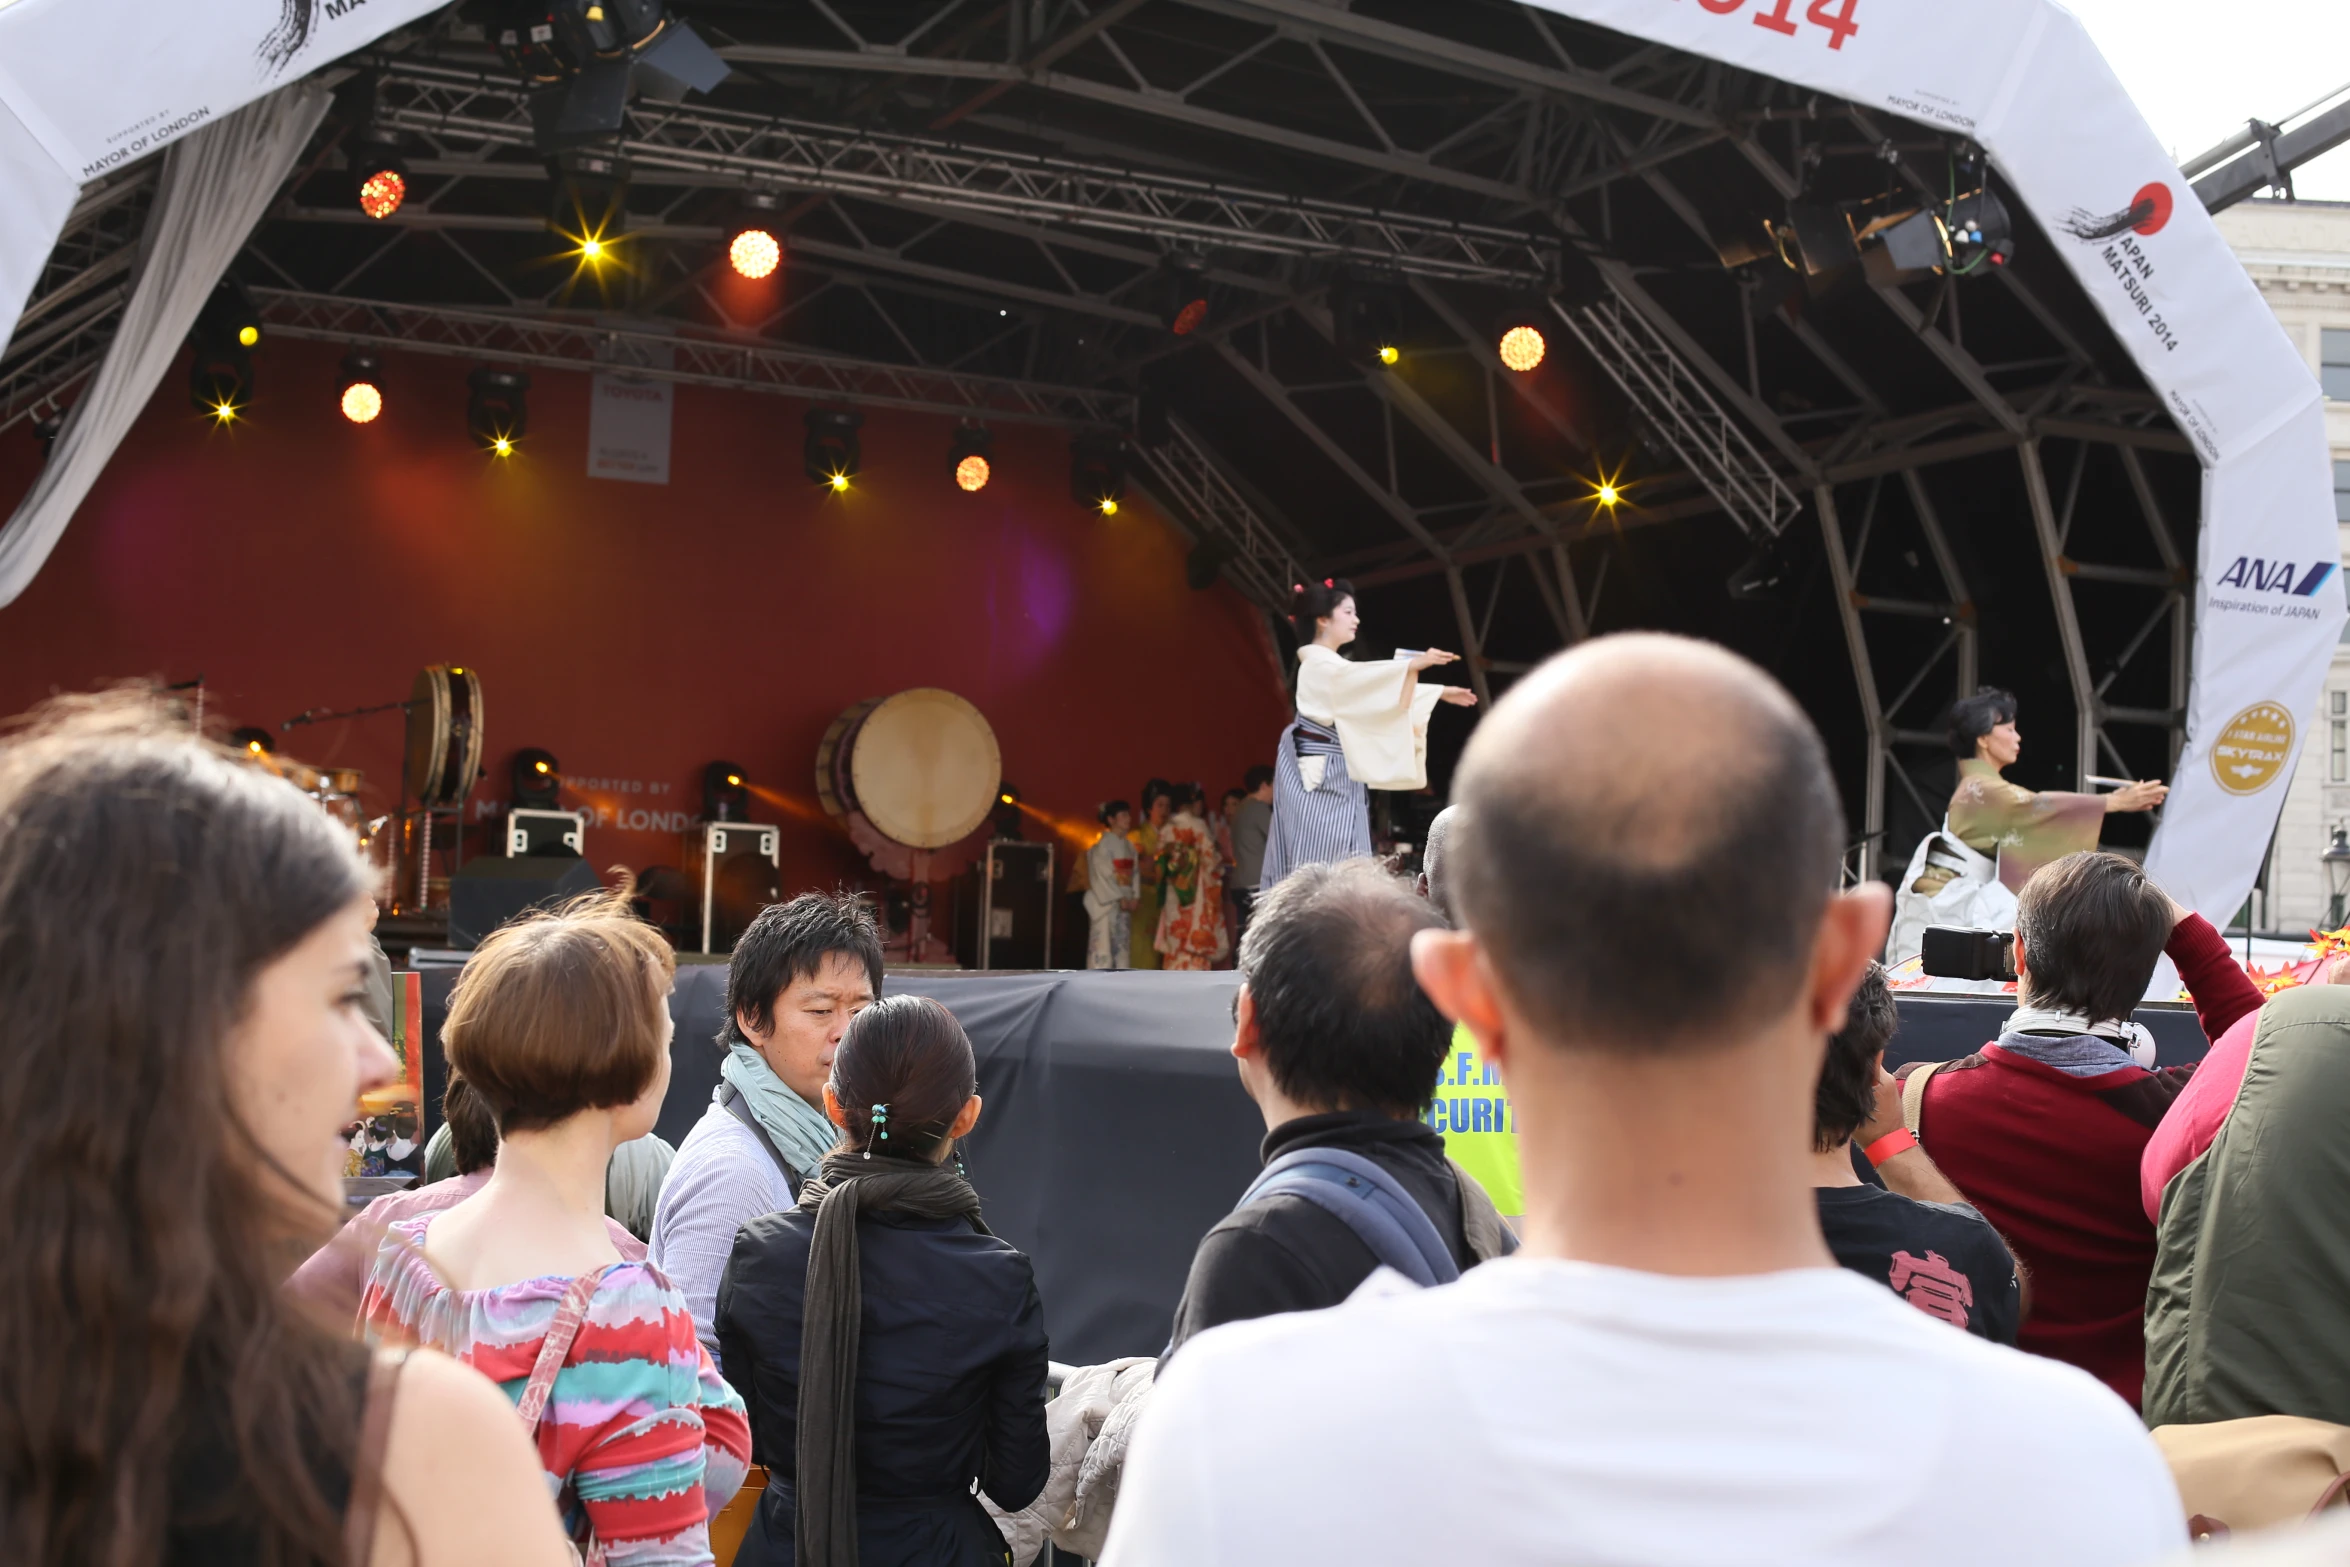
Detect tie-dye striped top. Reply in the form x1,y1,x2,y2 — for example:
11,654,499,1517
360,1215,753,1567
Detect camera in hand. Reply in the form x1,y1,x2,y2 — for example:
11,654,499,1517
1920,926,2017,983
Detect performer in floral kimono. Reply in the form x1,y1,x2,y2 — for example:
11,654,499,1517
1888,687,2167,965
1154,784,1228,971
1084,800,1139,970
1258,578,1477,893
1128,781,1171,970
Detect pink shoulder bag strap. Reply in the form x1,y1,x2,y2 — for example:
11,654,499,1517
516,1265,620,1567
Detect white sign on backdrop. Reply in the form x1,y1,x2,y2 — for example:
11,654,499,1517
588,372,673,485
1529,0,2343,924
0,0,450,354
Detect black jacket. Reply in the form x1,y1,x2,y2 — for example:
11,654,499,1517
1165,1110,1475,1358
716,1206,1050,1567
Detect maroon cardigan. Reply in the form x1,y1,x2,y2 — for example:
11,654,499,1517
1898,914,2259,1408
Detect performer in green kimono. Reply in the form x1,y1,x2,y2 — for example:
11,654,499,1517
1889,687,2166,966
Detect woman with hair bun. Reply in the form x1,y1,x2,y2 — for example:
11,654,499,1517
716,994,1047,1567
1256,578,1477,894
1888,686,2167,966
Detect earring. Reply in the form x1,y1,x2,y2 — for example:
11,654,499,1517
954,1151,967,1179
866,1102,890,1160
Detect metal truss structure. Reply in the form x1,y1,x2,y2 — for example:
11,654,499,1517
3,0,2227,877
368,60,1559,285
1554,294,1800,542
0,163,156,435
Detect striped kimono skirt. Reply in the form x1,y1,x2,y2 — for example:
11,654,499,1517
1257,715,1371,893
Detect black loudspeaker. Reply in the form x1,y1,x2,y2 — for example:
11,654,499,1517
448,854,605,949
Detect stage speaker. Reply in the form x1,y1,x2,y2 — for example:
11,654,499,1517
448,854,604,949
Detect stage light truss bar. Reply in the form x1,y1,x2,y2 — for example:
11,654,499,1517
1129,415,1307,614
247,288,1293,609
1552,295,1801,541
367,62,1558,285
250,287,1130,428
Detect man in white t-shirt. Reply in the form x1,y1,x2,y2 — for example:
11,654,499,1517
1101,634,2183,1567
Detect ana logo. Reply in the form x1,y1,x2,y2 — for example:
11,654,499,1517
2216,557,2339,597
2209,701,2295,796
2062,181,2174,242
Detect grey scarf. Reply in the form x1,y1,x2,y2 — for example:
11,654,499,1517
794,1152,987,1567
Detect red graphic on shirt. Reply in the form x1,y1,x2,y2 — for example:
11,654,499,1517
1887,1250,1974,1330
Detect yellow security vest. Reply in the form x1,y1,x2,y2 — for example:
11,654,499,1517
1426,1022,1522,1220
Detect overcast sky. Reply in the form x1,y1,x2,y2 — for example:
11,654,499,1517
2061,0,2350,199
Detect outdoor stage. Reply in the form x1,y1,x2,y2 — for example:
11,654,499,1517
415,965,2214,1365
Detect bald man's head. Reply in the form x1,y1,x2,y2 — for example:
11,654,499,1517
1450,634,1844,1053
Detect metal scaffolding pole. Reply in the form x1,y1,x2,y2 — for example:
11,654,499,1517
1817,484,1887,881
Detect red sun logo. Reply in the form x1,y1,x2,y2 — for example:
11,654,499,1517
2132,181,2174,236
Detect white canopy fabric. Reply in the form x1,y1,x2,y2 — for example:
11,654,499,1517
1531,0,2344,925
0,0,450,352
0,82,329,605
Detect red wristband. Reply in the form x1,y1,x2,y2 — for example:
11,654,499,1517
1863,1128,1918,1168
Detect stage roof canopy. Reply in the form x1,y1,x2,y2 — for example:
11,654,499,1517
2,0,2337,913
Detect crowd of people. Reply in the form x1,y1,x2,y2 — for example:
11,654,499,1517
15,632,2350,1564
1079,770,1273,973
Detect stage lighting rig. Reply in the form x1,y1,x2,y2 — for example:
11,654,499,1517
726,192,784,280
189,345,250,422
467,368,531,454
195,279,262,352
1070,434,1126,515
352,142,409,220
339,352,384,425
702,760,750,822
805,408,863,488
511,747,561,809
1332,269,1405,369
950,422,993,492
229,727,276,756
468,0,729,150
1495,300,1548,372
1945,179,2015,272
1161,257,1211,336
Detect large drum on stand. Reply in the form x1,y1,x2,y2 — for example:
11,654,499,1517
817,688,1000,963
393,664,485,914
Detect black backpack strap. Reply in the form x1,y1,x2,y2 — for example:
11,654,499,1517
718,1081,804,1198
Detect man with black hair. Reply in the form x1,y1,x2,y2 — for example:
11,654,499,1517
1813,962,2020,1344
1163,858,1507,1358
649,889,884,1364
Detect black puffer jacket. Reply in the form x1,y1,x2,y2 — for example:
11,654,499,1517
717,1207,1049,1567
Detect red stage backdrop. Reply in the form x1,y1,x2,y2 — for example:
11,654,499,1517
0,339,1293,914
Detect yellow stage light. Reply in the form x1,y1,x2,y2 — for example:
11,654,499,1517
492,435,514,456
581,237,606,261
829,472,851,492
236,324,259,348
999,792,1014,804
1597,482,1619,507
726,773,742,787
955,454,991,492
729,228,781,280
340,382,382,424
1098,497,1119,515
247,739,265,754
1376,344,1399,366
534,760,550,774
210,400,239,424
1498,324,1546,372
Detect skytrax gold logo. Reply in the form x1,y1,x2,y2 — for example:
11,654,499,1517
2209,702,2294,796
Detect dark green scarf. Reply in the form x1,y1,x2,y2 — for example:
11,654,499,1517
794,1151,987,1567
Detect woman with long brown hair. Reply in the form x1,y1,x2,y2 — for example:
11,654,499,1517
0,691,568,1567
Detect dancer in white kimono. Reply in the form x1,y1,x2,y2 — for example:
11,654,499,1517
1258,578,1477,893
1084,800,1139,969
